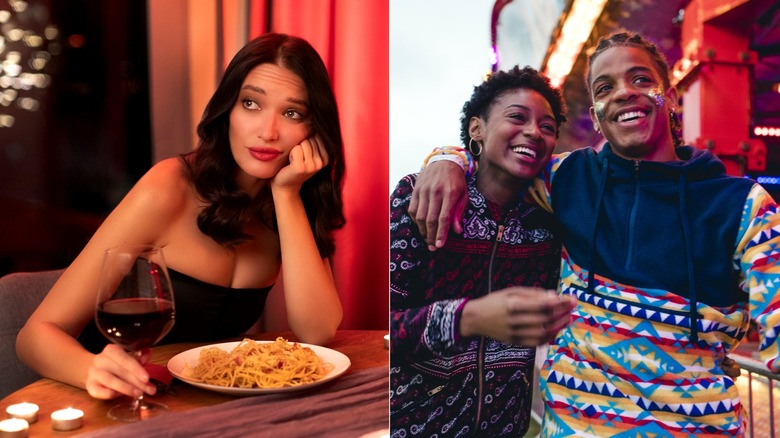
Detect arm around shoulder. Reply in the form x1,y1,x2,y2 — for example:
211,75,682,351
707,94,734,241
409,148,471,249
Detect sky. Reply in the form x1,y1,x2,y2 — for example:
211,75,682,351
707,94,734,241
388,0,564,188
389,0,494,188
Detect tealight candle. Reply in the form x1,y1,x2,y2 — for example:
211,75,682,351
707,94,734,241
0,418,29,438
51,408,83,431
5,403,38,424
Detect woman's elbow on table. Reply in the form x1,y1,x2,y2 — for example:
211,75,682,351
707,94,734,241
15,324,35,368
292,313,341,345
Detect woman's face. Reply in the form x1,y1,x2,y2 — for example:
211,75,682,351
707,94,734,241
477,88,557,182
588,45,677,161
229,63,311,189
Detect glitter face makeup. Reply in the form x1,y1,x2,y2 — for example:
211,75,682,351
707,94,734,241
593,101,606,121
647,86,665,108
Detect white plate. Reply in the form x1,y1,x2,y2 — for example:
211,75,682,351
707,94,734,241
167,340,351,396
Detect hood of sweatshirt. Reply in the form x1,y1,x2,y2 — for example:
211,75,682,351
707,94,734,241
598,144,730,181
551,143,755,344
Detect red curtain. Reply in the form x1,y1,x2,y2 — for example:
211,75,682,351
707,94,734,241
243,0,389,330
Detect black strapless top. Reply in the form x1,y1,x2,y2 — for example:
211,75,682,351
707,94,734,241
79,268,273,353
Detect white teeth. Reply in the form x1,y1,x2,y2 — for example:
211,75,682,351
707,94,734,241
512,146,536,158
617,111,646,122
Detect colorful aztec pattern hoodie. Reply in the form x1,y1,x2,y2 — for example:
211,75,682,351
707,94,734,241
537,144,780,437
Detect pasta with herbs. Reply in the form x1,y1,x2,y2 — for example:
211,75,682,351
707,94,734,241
183,337,333,388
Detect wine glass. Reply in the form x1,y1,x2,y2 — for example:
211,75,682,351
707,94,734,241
94,244,175,422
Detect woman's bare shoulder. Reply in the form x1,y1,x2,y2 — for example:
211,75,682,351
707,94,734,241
118,157,194,218
141,157,189,185
136,157,191,196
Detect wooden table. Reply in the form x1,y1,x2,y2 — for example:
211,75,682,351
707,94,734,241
1,330,388,437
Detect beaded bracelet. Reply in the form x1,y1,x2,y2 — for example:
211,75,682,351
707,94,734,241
422,146,477,178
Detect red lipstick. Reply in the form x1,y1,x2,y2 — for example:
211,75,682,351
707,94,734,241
248,147,281,161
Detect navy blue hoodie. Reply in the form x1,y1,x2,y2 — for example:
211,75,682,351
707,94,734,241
551,144,755,330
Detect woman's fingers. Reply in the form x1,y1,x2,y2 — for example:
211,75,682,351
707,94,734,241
288,144,304,168
503,290,576,345
298,137,314,168
507,320,551,344
309,135,328,168
137,347,152,366
86,367,138,399
86,344,155,399
464,288,577,346
294,136,327,172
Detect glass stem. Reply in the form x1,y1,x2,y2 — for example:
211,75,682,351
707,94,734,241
130,349,147,411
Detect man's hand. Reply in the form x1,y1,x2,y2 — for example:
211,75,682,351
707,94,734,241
720,356,741,379
408,161,468,250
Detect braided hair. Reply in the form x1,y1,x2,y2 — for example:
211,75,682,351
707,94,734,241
586,31,683,147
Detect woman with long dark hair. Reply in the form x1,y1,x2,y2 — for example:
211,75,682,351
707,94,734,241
18,33,346,400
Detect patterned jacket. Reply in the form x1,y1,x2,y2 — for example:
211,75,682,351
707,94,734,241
390,173,561,437
536,144,780,437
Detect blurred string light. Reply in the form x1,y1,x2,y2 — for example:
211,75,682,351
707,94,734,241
0,0,60,129
754,126,780,137
542,0,608,88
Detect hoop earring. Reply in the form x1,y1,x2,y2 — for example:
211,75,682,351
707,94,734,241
468,137,482,156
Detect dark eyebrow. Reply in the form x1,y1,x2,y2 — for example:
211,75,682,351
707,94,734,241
592,65,656,85
625,65,656,79
240,84,308,107
288,97,308,107
505,104,555,122
241,84,265,94
506,104,530,112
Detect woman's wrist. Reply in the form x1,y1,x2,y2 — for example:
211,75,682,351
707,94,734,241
270,185,303,202
458,298,477,338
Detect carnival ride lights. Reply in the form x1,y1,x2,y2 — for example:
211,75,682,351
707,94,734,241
541,0,608,88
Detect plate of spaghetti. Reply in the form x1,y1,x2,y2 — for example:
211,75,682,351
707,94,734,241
167,337,350,395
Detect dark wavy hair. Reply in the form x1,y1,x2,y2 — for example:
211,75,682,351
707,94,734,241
586,31,683,147
181,33,345,257
460,65,567,160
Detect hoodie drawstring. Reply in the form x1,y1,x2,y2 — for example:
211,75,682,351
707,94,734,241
678,173,699,344
586,159,610,294
587,158,699,344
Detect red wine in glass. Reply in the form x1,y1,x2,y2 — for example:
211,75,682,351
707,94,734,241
96,298,174,352
95,244,175,422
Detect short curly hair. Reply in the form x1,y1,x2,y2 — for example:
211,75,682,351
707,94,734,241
459,65,567,152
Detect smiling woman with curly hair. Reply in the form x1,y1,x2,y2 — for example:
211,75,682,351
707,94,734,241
390,65,575,437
